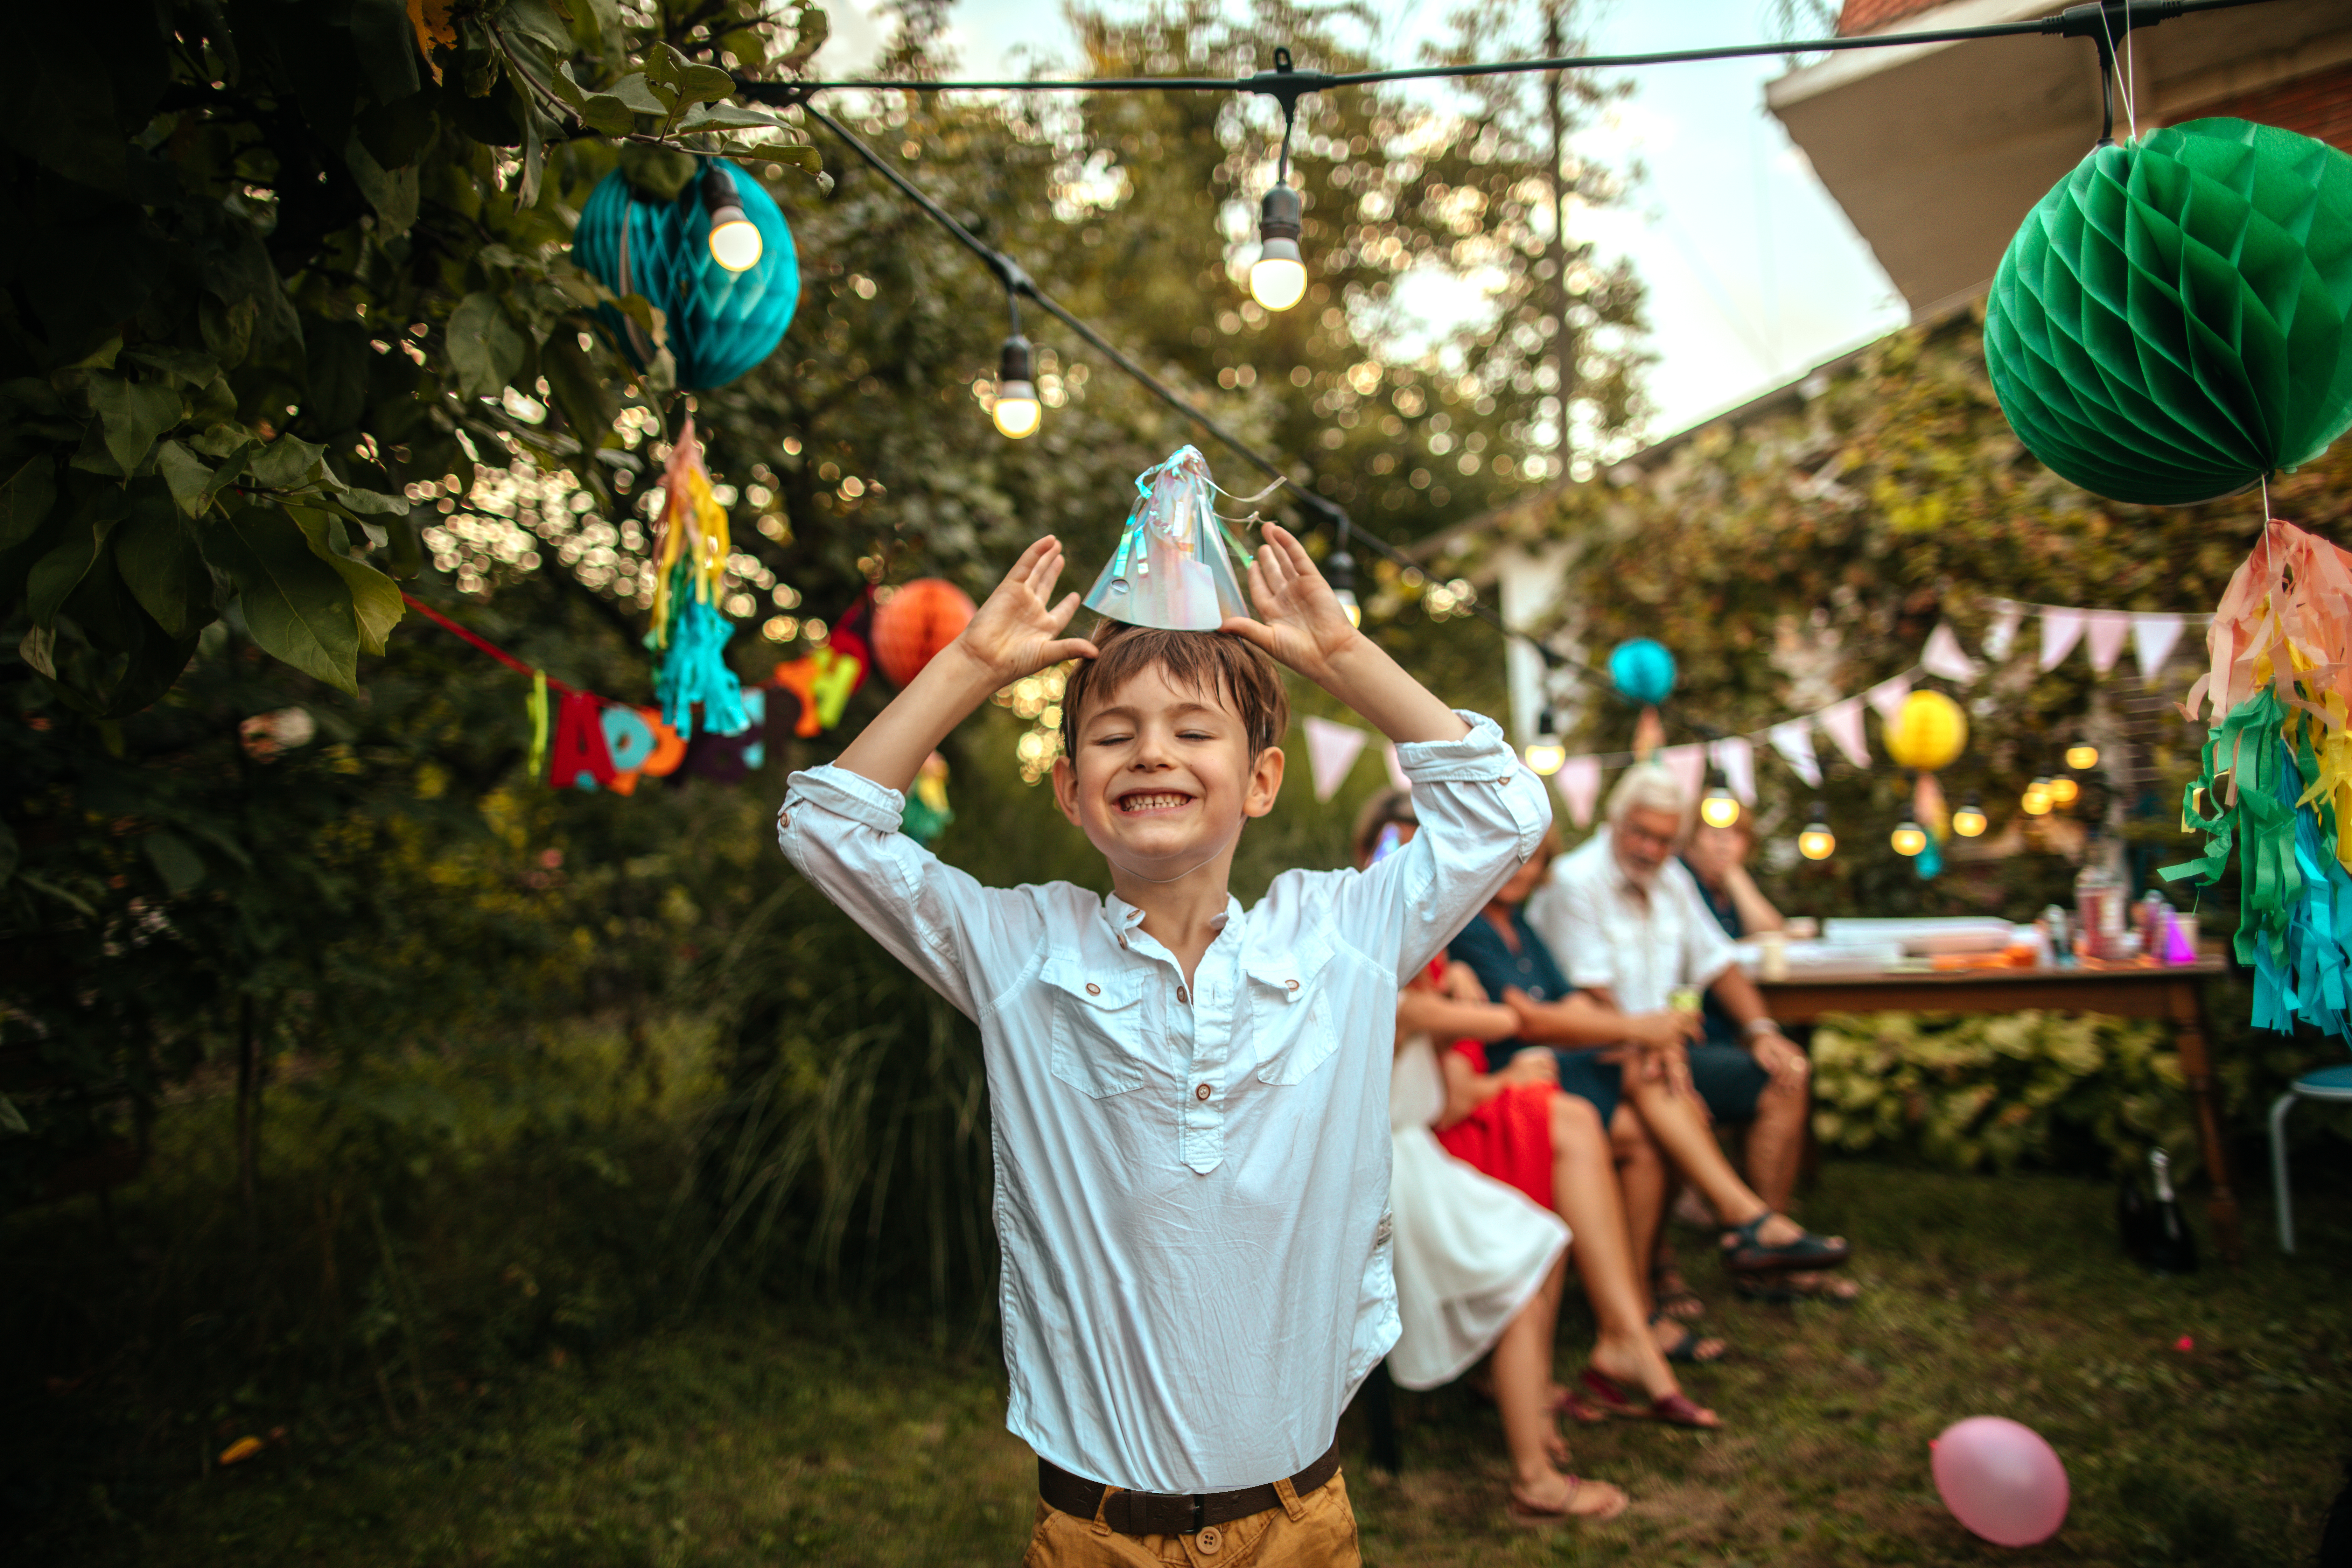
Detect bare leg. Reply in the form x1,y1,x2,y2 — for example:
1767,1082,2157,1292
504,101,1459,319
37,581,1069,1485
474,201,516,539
1609,1100,1667,1307
1743,1066,1809,1214
1621,1072,1837,1251
1548,1095,1718,1421
1492,1257,1625,1516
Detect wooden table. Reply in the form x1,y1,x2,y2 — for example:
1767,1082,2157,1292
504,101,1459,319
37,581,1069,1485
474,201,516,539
1756,956,2241,1261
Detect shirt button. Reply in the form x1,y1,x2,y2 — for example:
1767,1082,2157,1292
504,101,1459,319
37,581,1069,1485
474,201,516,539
1285,979,1299,992
1085,982,1101,996
1196,1525,1223,1554
1195,1083,1212,1102
1177,985,1189,1005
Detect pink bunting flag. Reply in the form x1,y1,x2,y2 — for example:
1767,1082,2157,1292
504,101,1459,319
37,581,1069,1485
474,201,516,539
2039,607,2086,671
2132,612,2186,687
1711,735,1756,805
1383,740,1411,793
1658,742,1706,805
1984,602,2025,662
2084,610,2132,674
1921,623,1980,684
1301,716,1371,803
1818,698,1870,769
1768,720,1822,788
1865,676,1912,728
1553,755,1603,828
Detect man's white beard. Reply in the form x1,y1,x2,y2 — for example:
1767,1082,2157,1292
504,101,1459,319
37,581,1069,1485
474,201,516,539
1616,852,1660,890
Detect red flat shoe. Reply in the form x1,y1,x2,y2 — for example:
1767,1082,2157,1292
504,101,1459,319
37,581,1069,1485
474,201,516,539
1507,1475,1630,1526
1578,1367,1721,1430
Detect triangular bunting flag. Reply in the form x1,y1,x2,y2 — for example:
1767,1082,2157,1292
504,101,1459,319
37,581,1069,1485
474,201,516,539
1984,601,2025,661
1921,623,1980,684
1554,756,1602,829
1302,716,1371,803
2039,607,2085,671
1659,742,1706,805
1865,676,1912,728
2132,612,2186,687
2084,610,2131,674
1819,699,1870,769
1768,720,1822,788
1711,735,1756,805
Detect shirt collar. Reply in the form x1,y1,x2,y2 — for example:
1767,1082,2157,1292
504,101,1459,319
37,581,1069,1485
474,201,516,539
1104,891,1239,941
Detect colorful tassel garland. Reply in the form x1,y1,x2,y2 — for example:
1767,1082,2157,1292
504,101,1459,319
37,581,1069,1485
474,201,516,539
644,417,749,740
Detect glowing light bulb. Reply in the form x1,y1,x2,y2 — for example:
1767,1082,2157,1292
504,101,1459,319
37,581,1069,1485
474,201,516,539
700,164,762,272
1335,589,1361,628
2065,741,2099,771
1524,740,1566,776
1700,788,1741,829
2048,775,2080,806
1890,820,1928,857
1952,798,1989,838
1250,183,1307,311
1798,823,1836,861
1326,546,1360,628
991,332,1040,439
2022,778,2053,816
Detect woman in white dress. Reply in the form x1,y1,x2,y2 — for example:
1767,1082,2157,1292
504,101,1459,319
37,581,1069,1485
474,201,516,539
1364,809,1629,1527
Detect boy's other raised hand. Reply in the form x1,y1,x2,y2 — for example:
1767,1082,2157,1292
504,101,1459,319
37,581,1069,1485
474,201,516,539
1219,523,1362,684
956,537,1101,683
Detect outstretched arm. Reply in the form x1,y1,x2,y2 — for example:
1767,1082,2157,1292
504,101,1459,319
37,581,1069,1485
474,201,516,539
836,537,1100,795
1220,524,1468,746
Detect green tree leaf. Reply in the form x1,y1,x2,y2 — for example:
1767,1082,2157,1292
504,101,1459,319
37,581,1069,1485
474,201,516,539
600,72,670,119
579,93,637,136
154,441,218,517
446,293,525,401
85,372,184,474
202,506,360,693
290,507,405,656
26,509,119,629
677,63,737,108
245,436,330,491
676,103,779,134
0,457,59,551
142,831,205,894
113,500,215,638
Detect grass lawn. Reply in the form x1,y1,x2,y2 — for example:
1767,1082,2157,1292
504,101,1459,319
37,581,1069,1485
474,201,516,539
38,1160,2351,1567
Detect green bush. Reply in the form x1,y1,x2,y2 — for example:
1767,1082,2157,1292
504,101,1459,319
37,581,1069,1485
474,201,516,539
1809,1009,2197,1178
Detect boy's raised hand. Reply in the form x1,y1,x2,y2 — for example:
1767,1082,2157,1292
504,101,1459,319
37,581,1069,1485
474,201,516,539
1220,524,1362,684
956,536,1101,682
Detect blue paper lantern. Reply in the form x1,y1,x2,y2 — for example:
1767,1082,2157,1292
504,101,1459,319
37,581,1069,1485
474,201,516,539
572,159,800,391
1608,638,1676,707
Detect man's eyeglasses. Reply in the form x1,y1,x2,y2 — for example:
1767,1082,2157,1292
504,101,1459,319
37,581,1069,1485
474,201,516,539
1616,822,1675,851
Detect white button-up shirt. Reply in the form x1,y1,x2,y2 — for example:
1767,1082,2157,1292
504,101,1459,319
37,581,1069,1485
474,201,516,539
777,712,1549,1493
1528,828,1738,1013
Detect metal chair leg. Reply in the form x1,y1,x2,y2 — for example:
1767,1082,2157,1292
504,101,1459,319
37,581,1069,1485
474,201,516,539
2269,1091,2298,1255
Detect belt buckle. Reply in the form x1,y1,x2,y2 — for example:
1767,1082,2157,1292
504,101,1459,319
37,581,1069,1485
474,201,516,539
1189,1493,1205,1534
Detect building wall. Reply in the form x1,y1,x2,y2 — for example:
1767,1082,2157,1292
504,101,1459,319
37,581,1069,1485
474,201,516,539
2169,58,2352,150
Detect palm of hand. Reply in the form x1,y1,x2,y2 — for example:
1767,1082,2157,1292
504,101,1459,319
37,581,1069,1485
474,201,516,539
961,537,1097,681
1222,524,1358,677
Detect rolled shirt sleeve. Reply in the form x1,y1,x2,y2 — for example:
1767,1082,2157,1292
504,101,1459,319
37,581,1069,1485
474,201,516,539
776,764,1042,1021
1336,711,1553,982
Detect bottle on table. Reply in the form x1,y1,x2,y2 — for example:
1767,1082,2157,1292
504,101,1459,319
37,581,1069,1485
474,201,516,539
2074,833,2126,961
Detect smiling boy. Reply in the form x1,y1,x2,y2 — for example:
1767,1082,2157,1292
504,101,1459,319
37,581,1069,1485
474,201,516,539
778,526,1550,1566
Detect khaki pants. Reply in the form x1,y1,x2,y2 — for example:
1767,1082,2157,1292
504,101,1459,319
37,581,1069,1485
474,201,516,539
1020,1470,1362,1568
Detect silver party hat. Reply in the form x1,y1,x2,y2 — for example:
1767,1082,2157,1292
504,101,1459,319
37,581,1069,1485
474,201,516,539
1083,447,1256,631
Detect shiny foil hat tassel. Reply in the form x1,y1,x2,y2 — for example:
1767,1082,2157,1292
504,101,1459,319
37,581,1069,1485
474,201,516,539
1083,446,1257,631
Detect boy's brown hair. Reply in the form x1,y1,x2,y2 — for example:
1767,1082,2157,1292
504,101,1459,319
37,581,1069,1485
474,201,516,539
1058,620,1289,764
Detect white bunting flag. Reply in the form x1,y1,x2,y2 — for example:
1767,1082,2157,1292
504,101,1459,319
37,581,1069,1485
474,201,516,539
1301,716,1370,803
1984,602,2025,661
1819,698,1870,769
2039,607,2085,671
1769,720,1822,788
1659,742,1707,805
2133,611,2186,686
1382,740,1411,793
2085,610,2132,674
1865,675,1913,728
1553,755,1603,828
1921,623,1981,684
1711,735,1757,805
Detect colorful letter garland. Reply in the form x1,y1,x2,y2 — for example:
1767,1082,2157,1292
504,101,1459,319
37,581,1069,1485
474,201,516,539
2165,520,2352,1037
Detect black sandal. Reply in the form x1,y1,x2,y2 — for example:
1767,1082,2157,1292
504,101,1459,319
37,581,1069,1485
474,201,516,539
1720,1213,1850,1275
1651,1310,1727,1364
1732,1271,1861,1305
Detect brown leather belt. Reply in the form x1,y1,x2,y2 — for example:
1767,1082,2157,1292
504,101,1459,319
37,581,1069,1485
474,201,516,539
1038,1442,1341,1536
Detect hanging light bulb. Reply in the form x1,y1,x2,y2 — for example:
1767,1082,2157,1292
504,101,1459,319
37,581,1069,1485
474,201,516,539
1327,534,1360,628
2022,777,2054,816
1890,819,1928,857
1797,802,1836,861
990,305,1041,439
1699,769,1741,829
2048,774,2080,806
1952,794,1989,838
700,163,763,272
2065,739,2099,771
1250,181,1308,311
1523,709,1565,776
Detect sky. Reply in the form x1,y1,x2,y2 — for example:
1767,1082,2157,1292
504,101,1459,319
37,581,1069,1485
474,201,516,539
810,0,1910,444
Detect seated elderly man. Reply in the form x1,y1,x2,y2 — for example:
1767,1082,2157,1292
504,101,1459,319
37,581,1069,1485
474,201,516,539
1528,764,1829,1281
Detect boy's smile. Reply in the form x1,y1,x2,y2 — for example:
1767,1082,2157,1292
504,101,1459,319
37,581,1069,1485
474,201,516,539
1054,663,1283,880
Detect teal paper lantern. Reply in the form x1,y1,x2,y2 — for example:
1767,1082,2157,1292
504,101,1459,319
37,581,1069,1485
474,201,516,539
573,159,800,391
1984,118,2352,506
1608,638,1676,707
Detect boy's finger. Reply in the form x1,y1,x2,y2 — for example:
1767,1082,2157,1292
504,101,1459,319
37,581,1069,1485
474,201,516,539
1046,590,1082,629
1041,637,1100,664
1217,615,1277,650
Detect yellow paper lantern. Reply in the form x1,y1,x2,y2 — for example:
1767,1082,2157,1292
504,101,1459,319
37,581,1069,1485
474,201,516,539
1884,690,1968,772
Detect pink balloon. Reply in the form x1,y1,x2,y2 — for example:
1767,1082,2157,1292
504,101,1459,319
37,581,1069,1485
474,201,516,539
1932,1417,2069,1546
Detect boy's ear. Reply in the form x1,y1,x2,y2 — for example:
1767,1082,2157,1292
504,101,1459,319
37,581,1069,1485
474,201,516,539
1051,754,1083,826
1245,744,1285,819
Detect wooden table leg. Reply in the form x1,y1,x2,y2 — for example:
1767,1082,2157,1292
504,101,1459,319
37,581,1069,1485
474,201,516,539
2170,980,2242,1264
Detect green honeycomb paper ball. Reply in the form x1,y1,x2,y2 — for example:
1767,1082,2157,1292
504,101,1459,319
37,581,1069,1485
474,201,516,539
1984,118,2352,506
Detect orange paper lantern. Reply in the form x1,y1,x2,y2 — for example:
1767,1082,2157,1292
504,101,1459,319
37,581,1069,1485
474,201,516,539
872,578,976,688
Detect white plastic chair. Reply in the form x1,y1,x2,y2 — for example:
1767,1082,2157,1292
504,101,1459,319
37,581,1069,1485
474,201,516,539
2269,1063,2352,1253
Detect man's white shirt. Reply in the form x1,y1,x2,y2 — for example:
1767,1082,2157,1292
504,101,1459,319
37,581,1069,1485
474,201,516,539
1528,827,1739,1013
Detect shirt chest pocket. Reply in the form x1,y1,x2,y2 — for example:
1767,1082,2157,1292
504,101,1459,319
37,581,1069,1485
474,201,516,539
1043,960,1152,1099
1247,935,1340,1086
